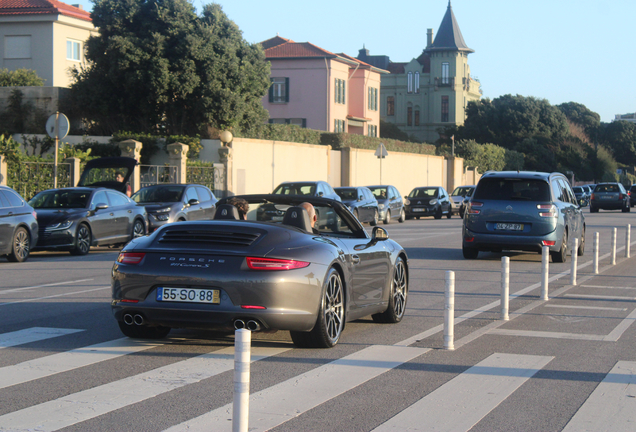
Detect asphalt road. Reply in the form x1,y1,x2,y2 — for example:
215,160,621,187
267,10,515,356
2,208,636,431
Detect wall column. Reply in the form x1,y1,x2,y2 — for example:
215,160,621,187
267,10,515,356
118,139,142,194
167,142,189,184
340,147,352,186
0,155,6,186
218,146,233,197
63,157,81,186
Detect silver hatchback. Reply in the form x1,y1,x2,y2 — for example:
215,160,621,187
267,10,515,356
462,171,585,262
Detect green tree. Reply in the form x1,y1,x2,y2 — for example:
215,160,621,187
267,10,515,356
0,68,45,86
556,102,600,139
598,120,636,166
380,120,410,142
65,1,270,136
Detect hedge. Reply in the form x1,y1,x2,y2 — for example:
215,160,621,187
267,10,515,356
320,133,436,155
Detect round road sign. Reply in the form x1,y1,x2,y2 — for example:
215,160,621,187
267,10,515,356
46,113,70,140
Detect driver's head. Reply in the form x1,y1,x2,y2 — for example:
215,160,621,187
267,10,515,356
299,202,317,228
227,197,249,220
115,171,124,182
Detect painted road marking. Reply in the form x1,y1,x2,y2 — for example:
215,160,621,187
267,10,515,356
489,329,605,341
0,287,110,307
0,328,83,349
0,338,162,389
0,345,289,432
564,294,636,300
545,304,628,311
580,285,636,290
372,353,553,432
563,361,636,432
0,279,94,295
164,345,429,432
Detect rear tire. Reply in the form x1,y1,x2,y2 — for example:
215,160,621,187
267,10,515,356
383,210,391,225
398,208,405,223
372,257,407,323
434,207,442,219
7,227,30,262
462,245,479,259
370,209,378,226
290,268,345,348
446,209,452,219
551,231,568,263
118,321,171,339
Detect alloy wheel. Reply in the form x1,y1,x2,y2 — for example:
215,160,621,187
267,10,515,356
133,220,145,238
392,261,407,318
77,226,91,254
323,272,344,343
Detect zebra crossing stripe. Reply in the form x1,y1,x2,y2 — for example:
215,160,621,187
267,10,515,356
164,345,429,432
371,353,553,432
563,361,636,432
0,327,83,349
0,338,162,389
0,345,289,432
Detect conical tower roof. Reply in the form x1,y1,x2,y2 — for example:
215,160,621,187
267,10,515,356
426,2,473,53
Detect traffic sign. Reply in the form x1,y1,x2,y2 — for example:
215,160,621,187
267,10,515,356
46,113,70,140
375,142,388,159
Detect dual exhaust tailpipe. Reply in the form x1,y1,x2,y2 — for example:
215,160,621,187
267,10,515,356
123,313,144,326
234,319,261,331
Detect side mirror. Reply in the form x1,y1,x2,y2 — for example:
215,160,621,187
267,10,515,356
359,195,364,201
318,191,324,197
188,199,199,206
95,203,108,211
372,226,389,241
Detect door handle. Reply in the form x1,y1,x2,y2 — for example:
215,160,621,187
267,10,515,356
110,213,114,216
351,255,360,264
128,210,132,213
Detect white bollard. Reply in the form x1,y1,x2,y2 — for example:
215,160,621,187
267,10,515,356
501,256,509,321
611,228,617,265
541,246,549,301
444,271,455,350
233,329,251,432
593,232,599,274
626,224,631,258
570,238,578,286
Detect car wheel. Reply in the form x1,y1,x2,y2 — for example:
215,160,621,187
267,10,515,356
416,216,420,220
70,223,91,256
132,219,145,239
372,257,407,323
578,227,585,256
551,231,568,263
383,210,391,225
398,208,405,223
118,321,171,339
446,208,452,219
7,227,30,263
290,267,345,348
459,209,465,218
622,202,629,213
370,209,378,226
434,206,442,219
462,245,479,259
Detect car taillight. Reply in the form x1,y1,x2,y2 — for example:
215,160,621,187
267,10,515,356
468,201,483,214
542,240,556,246
591,193,595,200
537,204,557,218
619,194,623,200
32,211,37,220
246,257,310,270
117,252,146,265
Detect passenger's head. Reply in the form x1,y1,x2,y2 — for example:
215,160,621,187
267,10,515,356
299,202,317,227
227,197,249,220
115,171,125,182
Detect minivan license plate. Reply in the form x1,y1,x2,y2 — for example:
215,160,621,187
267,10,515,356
496,223,523,231
157,287,220,304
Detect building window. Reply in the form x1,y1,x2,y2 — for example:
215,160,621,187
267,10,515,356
414,107,420,126
442,63,450,85
407,106,413,126
386,96,394,116
415,72,420,94
441,96,449,122
67,39,81,61
269,118,306,127
334,119,345,133
335,78,346,104
269,78,289,103
4,35,31,59
368,124,378,137
407,72,413,93
368,87,378,111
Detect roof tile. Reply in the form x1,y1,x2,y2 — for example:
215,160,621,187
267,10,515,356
0,0,92,22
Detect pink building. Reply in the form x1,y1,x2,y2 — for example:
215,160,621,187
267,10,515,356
261,36,388,136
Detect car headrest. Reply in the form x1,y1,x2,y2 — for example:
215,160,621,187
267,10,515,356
214,204,240,220
282,206,312,232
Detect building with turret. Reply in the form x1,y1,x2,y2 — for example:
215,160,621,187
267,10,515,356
358,2,481,143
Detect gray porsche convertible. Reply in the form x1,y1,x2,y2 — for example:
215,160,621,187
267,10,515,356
111,194,409,348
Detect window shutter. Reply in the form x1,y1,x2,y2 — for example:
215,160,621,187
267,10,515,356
285,78,289,102
343,80,346,105
302,119,306,128
268,80,274,103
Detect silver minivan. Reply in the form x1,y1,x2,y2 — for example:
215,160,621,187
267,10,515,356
462,171,585,262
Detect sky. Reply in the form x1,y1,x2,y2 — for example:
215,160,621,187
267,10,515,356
72,0,635,123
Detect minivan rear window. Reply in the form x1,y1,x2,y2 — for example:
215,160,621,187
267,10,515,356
473,178,551,201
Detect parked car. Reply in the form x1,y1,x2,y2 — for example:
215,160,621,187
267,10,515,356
29,187,147,255
366,185,405,224
450,185,475,217
462,171,585,262
0,186,38,262
572,186,589,207
590,183,630,213
404,186,452,219
132,184,217,233
112,194,409,348
77,157,137,196
334,186,378,225
629,185,636,207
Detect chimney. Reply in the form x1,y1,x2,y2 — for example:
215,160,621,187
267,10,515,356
71,4,84,10
427,28,433,48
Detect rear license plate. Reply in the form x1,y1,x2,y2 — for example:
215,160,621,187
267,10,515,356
496,223,523,231
412,208,425,212
272,216,284,221
601,196,612,199
156,287,220,304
